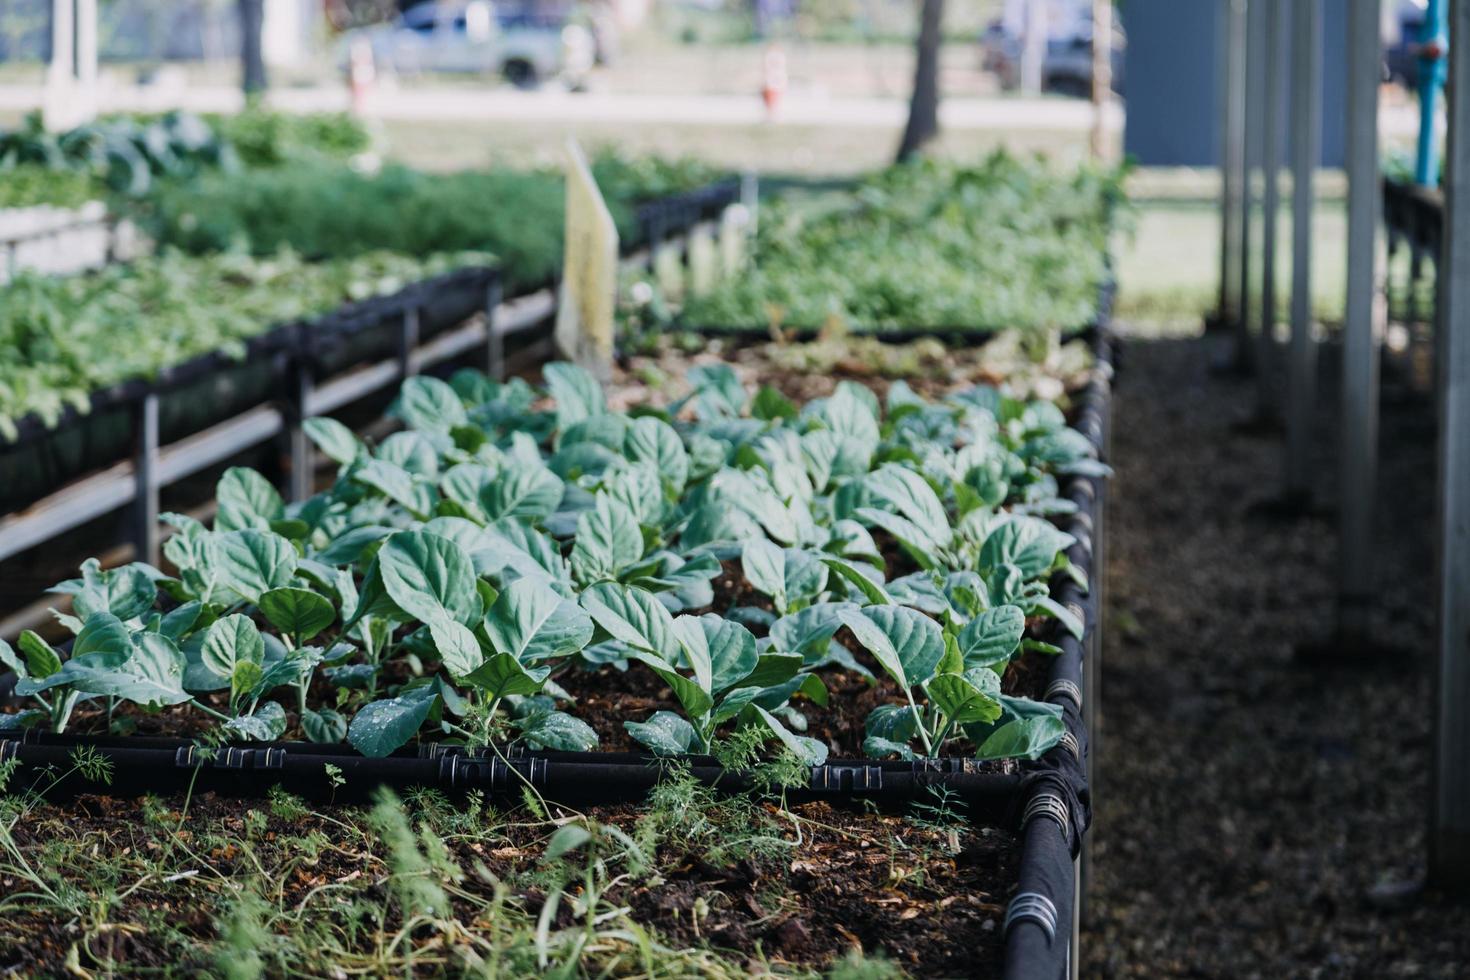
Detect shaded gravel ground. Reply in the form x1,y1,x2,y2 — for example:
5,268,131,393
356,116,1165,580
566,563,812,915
1082,330,1470,978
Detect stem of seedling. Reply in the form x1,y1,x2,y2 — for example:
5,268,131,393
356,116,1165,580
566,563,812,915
905,687,934,756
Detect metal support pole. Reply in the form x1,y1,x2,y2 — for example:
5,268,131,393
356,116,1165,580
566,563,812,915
285,359,314,503
485,278,505,381
1237,0,1266,369
131,393,160,566
1418,0,1450,186
1287,0,1323,502
398,305,420,382
1431,0,1470,891
1338,0,1383,645
1090,0,1113,160
1218,0,1248,331
1257,0,1289,417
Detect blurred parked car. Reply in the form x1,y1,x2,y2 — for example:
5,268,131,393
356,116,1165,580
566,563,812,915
980,0,1124,97
338,0,595,89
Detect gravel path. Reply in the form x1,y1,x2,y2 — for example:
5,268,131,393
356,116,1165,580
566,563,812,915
1082,330,1469,978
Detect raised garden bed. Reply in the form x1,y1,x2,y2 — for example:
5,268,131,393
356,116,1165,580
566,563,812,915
0,322,1110,977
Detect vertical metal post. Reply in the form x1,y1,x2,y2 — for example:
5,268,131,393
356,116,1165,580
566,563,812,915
398,305,420,381
740,170,759,238
131,392,160,566
1431,0,1470,891
1417,0,1449,187
1287,0,1323,503
285,358,314,503
1338,0,1383,646
1236,0,1266,369
1256,0,1288,418
485,276,505,381
1218,0,1248,331
1090,0,1113,160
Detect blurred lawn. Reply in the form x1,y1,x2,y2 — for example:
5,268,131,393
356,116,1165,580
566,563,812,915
1115,196,1350,328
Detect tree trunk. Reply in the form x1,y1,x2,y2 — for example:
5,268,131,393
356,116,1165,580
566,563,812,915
896,0,943,163
240,0,267,98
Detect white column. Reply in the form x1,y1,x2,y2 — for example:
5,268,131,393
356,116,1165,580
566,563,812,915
1219,0,1248,329
1337,0,1383,643
1286,0,1323,502
1257,0,1289,417
1431,0,1470,892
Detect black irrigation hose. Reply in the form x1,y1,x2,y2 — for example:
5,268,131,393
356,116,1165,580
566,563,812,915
0,737,1025,817
1001,324,1113,980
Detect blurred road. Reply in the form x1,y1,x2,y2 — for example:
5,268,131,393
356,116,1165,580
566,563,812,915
0,82,1126,131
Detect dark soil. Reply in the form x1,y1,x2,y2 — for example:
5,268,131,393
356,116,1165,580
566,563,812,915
0,790,1018,978
1083,330,1470,978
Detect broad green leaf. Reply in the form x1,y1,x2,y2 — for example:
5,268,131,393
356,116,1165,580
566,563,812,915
224,701,288,741
216,467,285,529
925,672,1003,726
17,631,62,680
60,632,190,707
865,465,952,550
750,704,827,766
624,711,698,756
751,386,798,422
958,605,1026,669
579,583,680,663
625,417,689,494
821,557,893,605
63,559,157,622
782,549,829,609
572,494,644,585
838,605,945,689
440,463,496,519
201,614,265,679
740,539,786,608
316,526,394,566
215,530,297,604
258,587,336,641
626,649,714,720
518,710,598,751
348,685,439,757
376,432,440,477
853,507,941,570
976,715,1067,761
354,459,436,518
1033,595,1086,641
304,416,362,466
481,463,564,522
463,652,552,698
483,578,593,663
980,516,1074,579
427,614,483,676
689,614,759,693
670,616,715,694
543,362,606,429
377,530,479,627
397,376,467,432
302,707,348,743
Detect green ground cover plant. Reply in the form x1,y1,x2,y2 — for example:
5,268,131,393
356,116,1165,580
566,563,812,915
0,360,1100,766
0,108,369,208
0,247,488,439
137,152,720,290
655,151,1122,335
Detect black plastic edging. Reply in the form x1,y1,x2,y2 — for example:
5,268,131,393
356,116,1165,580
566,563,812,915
0,737,1024,817
1001,325,1113,980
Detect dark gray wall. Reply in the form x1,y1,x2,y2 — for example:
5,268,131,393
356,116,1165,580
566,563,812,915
1123,0,1347,168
